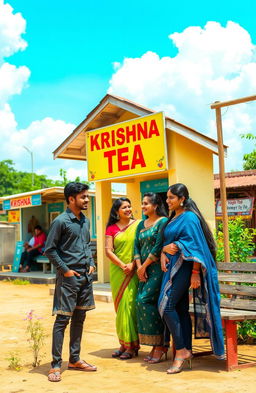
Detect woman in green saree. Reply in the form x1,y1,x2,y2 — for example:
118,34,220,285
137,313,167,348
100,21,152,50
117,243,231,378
105,197,140,360
134,192,168,363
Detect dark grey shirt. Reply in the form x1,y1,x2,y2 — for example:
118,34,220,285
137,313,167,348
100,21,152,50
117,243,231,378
45,208,95,274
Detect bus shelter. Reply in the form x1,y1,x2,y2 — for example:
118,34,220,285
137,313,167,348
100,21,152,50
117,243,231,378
0,187,124,267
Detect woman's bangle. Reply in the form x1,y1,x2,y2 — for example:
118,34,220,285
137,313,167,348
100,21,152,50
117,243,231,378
192,269,200,275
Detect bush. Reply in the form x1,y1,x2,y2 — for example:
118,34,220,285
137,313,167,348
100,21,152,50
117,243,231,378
6,352,22,371
237,320,256,344
216,217,256,262
24,310,46,367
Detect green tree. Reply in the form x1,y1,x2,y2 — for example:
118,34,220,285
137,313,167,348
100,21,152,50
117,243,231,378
241,133,256,170
0,160,16,196
58,169,81,186
0,160,88,196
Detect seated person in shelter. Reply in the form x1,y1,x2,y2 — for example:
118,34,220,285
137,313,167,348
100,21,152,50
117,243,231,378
23,236,35,251
20,225,47,272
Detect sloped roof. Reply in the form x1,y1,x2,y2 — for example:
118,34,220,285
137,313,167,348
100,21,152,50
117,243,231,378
214,170,256,189
0,187,64,201
53,94,226,161
0,187,125,202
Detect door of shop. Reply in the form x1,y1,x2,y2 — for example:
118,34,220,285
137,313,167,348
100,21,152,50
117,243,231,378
140,179,169,215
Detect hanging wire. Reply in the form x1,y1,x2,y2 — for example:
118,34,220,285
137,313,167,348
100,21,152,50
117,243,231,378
221,106,229,116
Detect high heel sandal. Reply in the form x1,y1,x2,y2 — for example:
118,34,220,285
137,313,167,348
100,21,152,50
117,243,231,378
148,347,168,364
166,356,193,374
112,349,125,358
119,348,138,360
144,347,155,362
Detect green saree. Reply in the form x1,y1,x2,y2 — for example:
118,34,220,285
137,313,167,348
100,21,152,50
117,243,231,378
134,217,168,346
106,220,140,350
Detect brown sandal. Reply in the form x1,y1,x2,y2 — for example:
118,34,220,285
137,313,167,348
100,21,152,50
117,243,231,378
48,368,61,382
68,360,97,372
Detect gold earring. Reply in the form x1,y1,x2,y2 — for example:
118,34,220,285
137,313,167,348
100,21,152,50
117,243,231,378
180,202,183,207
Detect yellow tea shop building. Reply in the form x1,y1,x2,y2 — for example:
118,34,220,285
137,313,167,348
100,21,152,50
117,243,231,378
54,94,225,283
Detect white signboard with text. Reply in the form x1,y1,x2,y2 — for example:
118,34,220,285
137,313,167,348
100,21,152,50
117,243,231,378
216,197,254,219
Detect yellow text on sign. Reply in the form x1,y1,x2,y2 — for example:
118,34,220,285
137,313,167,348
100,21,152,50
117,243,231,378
8,210,20,223
86,112,167,181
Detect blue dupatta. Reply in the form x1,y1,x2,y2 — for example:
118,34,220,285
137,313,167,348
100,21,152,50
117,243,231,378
158,211,225,359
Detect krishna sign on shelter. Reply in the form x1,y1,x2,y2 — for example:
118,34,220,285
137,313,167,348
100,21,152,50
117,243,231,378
86,112,167,181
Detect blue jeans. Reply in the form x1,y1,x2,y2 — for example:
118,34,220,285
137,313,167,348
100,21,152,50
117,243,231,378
163,261,192,350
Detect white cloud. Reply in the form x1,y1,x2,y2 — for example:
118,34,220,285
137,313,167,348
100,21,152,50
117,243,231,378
108,21,256,171
0,0,27,60
0,1,86,181
0,103,17,136
4,117,75,164
65,167,87,181
0,62,30,104
0,1,30,105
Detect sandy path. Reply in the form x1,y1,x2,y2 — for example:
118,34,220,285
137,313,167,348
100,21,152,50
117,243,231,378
0,281,255,393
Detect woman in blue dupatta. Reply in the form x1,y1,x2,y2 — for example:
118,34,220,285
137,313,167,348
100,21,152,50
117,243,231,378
158,183,224,374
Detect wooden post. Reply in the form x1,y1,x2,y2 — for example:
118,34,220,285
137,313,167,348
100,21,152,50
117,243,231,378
215,107,230,262
211,95,256,109
211,94,256,262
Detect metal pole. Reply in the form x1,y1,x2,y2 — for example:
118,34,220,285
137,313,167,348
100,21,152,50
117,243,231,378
31,150,34,187
215,108,230,262
23,146,34,187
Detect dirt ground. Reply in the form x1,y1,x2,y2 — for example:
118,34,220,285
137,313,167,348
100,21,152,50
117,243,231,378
0,281,255,393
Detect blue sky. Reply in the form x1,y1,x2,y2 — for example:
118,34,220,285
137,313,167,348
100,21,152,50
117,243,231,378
1,0,256,181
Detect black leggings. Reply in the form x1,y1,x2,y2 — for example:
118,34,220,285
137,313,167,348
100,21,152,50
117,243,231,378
163,262,193,350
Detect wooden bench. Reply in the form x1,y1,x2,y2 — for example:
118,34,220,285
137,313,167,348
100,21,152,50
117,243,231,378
35,255,55,274
35,242,97,275
190,262,256,371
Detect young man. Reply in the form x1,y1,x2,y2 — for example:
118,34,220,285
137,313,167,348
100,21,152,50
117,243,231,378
45,182,97,382
20,225,46,272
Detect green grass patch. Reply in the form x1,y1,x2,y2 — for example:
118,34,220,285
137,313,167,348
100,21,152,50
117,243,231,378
12,278,30,285
6,352,22,371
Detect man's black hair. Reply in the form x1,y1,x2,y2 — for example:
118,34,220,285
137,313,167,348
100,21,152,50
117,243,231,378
64,182,89,204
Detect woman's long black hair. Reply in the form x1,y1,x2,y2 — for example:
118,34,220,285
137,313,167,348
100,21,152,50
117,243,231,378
106,197,132,228
143,192,168,217
164,183,216,260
